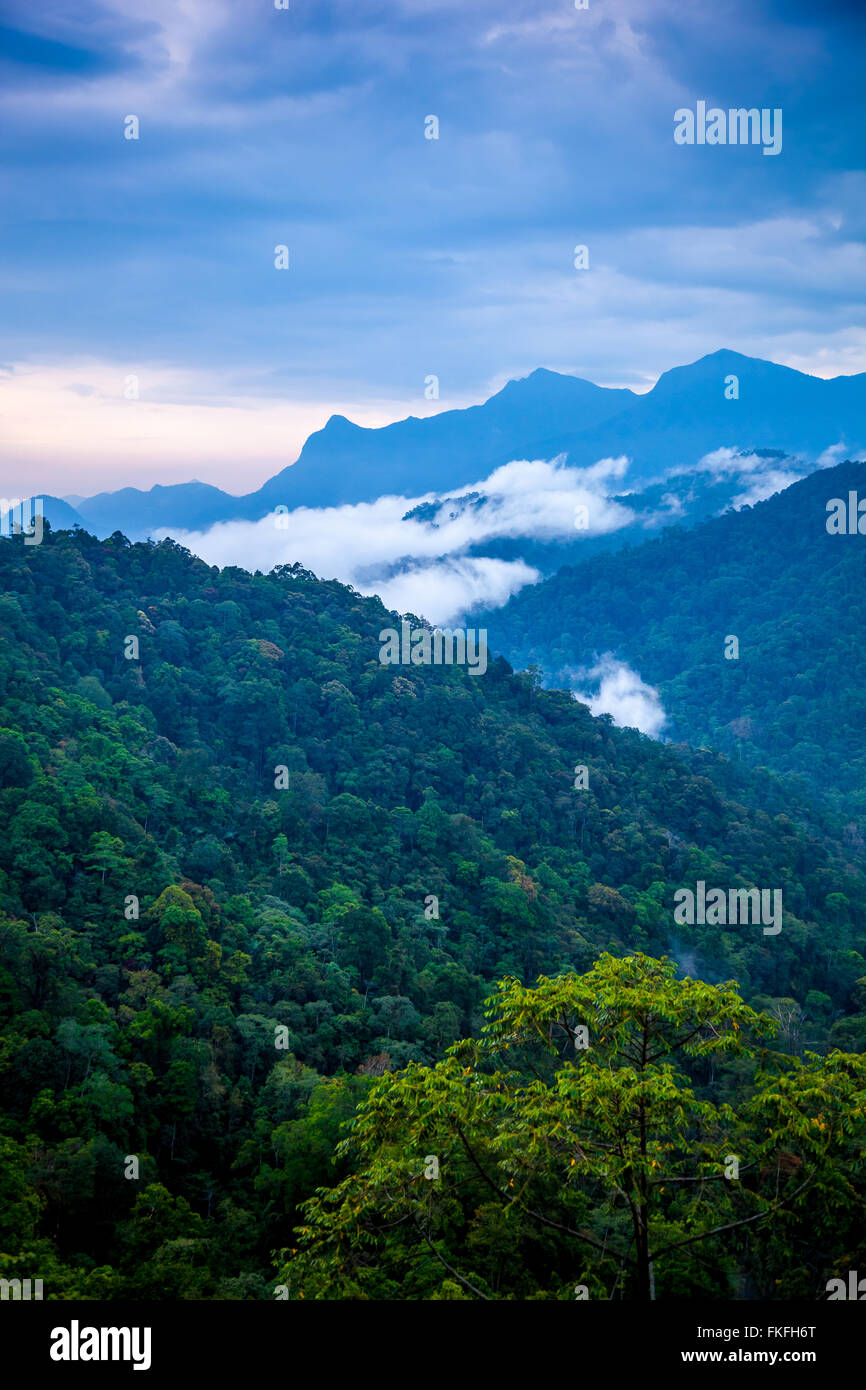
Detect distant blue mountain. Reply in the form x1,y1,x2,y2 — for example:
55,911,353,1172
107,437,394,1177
74,481,238,540
252,368,634,512
69,350,866,539
0,494,88,534
527,349,865,477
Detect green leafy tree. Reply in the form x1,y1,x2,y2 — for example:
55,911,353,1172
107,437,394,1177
279,955,866,1300
84,831,128,883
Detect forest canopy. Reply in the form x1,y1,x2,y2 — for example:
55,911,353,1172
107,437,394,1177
0,525,864,1298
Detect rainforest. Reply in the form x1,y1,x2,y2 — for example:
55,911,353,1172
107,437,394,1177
0,520,864,1301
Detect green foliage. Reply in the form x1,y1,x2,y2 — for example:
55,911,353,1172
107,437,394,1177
0,526,864,1298
280,956,866,1300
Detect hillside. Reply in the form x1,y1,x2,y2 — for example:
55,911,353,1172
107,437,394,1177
0,526,864,1298
480,458,866,816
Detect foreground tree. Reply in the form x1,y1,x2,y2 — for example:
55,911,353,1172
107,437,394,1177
277,954,866,1299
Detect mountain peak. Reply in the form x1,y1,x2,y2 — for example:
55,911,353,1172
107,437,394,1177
322,413,362,432
649,349,816,401
498,366,593,394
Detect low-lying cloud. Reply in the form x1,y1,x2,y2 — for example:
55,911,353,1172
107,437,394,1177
163,443,833,629
674,445,805,511
166,455,636,626
571,655,667,738
372,557,540,622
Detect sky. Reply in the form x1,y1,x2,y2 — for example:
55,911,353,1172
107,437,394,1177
1,0,864,497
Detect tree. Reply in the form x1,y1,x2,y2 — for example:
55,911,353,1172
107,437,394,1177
278,954,866,1300
83,832,128,883
335,907,391,986
148,885,206,967
273,833,289,874
0,729,32,788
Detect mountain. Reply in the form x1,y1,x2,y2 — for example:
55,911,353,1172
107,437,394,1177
251,368,635,511
521,349,865,478
68,352,866,540
478,458,866,814
72,481,242,539
69,370,634,538
0,522,864,1297
0,494,88,533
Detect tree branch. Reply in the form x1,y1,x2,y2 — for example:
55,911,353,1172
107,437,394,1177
414,1219,490,1300
649,1175,813,1263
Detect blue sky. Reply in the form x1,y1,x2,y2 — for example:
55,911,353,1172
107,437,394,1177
0,0,864,495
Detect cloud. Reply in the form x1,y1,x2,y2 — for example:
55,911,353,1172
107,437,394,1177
163,455,636,624
729,469,805,509
816,440,864,469
371,557,539,625
571,655,667,737
687,445,805,509
2,0,865,506
697,446,777,476
415,455,634,544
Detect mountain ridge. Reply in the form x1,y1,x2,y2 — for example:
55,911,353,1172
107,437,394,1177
61,351,865,540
